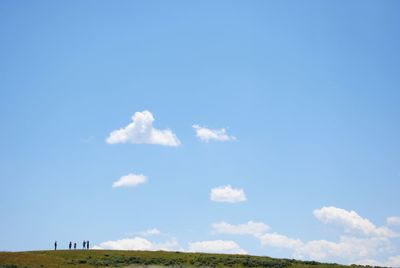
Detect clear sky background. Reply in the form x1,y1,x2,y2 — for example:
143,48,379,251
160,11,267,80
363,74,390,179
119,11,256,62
1,0,400,266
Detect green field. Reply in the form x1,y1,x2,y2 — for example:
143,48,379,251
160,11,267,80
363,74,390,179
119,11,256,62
0,250,369,268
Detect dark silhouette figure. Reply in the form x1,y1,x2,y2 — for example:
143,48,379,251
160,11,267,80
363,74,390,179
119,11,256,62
74,242,77,250
83,241,86,249
86,240,89,250
54,241,57,251
69,241,72,250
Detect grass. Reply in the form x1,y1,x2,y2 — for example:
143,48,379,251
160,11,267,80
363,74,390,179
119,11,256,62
0,250,370,268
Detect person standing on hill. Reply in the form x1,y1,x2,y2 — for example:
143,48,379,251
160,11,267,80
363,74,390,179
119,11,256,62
83,240,86,249
69,241,72,250
86,240,89,250
54,241,57,251
74,242,77,250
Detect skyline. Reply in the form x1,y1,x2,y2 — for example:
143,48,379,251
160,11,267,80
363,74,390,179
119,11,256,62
1,1,400,267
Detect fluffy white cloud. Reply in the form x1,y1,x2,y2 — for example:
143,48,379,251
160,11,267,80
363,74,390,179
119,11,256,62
95,237,152,250
210,185,246,203
188,240,247,254
107,111,181,146
257,233,303,249
192,124,236,142
212,221,269,236
313,206,395,237
112,173,147,188
387,216,400,226
94,236,180,251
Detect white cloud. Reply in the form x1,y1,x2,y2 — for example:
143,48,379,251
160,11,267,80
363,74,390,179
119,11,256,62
94,236,181,251
313,206,395,237
257,233,303,249
210,185,246,203
96,237,153,250
107,111,181,146
212,221,269,236
112,173,147,188
192,124,236,142
211,220,302,250
188,240,247,254
387,216,400,226
140,228,161,236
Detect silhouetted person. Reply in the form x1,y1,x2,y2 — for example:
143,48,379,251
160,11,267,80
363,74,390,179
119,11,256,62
86,240,89,250
54,241,57,251
83,241,86,249
74,242,77,250
69,241,72,250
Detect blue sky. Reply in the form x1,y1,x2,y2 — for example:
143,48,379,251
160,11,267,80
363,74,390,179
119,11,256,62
1,0,400,266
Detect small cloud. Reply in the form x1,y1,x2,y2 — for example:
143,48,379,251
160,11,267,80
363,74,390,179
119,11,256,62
96,237,152,250
112,173,147,188
107,111,181,146
94,236,181,251
387,216,400,226
188,240,247,254
141,228,161,236
192,124,236,142
212,221,269,236
210,185,246,203
257,233,303,249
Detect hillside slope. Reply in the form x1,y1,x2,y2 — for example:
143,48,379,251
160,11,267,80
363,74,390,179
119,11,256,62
0,250,362,268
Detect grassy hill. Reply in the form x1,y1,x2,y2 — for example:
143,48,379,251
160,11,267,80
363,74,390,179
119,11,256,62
0,250,366,268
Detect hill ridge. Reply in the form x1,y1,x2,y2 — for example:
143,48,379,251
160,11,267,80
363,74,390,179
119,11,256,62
0,250,370,268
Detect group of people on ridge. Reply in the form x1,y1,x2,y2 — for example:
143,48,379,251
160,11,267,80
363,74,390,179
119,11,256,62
54,240,90,250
